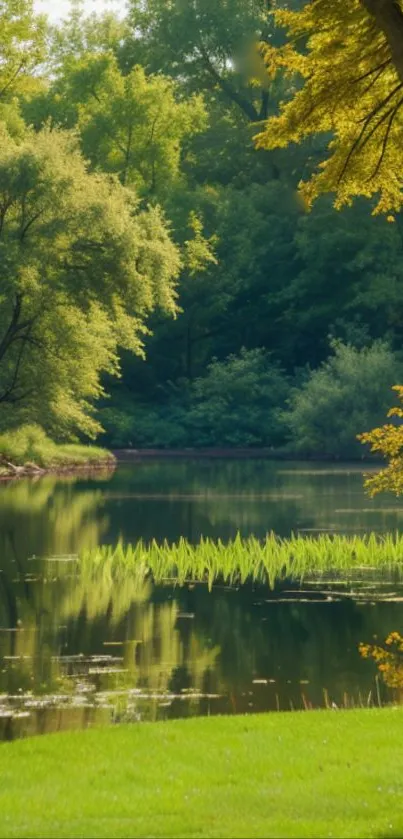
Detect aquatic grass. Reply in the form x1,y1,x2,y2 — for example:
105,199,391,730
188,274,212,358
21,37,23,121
76,531,403,590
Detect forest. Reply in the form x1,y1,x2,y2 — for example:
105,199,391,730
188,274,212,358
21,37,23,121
2,0,403,459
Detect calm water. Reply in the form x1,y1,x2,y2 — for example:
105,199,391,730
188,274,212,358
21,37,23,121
1,458,403,739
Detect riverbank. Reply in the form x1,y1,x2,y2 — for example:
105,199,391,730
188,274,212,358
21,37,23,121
1,709,402,838
0,425,115,480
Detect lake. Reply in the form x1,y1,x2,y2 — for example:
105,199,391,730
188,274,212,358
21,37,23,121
1,458,403,739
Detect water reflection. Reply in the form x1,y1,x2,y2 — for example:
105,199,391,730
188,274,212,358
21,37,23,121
2,460,403,739
2,461,403,561
1,554,402,739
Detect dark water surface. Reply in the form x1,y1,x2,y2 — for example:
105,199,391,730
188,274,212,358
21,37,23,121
1,458,403,739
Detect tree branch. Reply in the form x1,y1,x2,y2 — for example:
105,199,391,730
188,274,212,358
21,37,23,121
197,39,260,122
259,90,270,121
0,324,33,404
369,94,403,179
0,293,23,363
338,89,402,182
0,61,26,100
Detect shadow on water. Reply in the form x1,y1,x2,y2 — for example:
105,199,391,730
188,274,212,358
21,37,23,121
2,460,403,738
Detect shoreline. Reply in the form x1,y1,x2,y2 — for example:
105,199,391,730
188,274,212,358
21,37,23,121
0,459,116,482
0,448,382,481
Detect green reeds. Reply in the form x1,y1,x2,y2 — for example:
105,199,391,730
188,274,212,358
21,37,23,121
76,531,403,590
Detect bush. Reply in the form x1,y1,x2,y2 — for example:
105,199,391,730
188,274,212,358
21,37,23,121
186,348,289,447
99,401,190,449
99,349,290,449
285,340,403,458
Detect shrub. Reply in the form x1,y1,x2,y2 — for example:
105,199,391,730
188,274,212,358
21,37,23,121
186,348,289,447
285,340,403,458
100,349,290,449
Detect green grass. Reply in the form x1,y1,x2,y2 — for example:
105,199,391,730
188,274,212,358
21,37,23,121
77,531,403,590
0,424,114,474
0,710,402,838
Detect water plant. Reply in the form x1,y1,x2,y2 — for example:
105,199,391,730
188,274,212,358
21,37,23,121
74,532,403,590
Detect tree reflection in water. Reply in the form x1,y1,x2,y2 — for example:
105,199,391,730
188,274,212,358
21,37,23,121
2,463,403,739
1,551,403,738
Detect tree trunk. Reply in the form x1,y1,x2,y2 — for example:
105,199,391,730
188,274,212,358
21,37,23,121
361,0,403,84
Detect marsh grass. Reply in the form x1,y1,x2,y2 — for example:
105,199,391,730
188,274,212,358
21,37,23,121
77,531,403,589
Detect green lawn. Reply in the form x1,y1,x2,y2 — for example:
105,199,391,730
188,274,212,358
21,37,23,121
0,710,402,838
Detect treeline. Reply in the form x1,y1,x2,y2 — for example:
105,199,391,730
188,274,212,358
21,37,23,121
1,0,403,457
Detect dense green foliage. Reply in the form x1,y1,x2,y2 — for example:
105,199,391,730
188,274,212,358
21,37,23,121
2,0,403,455
286,341,403,457
1,710,403,837
101,348,290,448
0,127,179,437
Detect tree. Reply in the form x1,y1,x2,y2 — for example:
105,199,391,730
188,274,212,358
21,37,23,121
0,126,180,438
100,348,289,448
24,53,207,199
46,0,127,70
256,0,403,214
288,196,403,363
123,0,274,122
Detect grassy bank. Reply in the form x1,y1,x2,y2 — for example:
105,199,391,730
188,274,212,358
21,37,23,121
0,710,402,838
78,532,403,589
0,425,115,478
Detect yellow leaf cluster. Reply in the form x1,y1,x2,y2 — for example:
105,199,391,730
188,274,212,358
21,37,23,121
358,386,403,495
359,632,403,690
256,1,403,214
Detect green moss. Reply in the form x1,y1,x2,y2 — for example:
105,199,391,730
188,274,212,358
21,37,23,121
0,709,402,838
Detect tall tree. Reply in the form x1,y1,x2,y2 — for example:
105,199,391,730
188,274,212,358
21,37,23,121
0,126,180,437
123,0,275,122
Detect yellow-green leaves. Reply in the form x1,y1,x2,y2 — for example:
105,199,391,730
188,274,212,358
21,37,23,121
183,211,217,278
256,0,403,214
0,127,180,438
359,386,403,495
35,53,207,199
0,0,47,103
